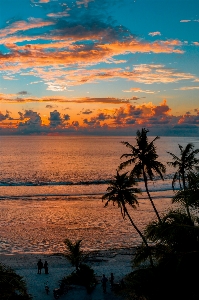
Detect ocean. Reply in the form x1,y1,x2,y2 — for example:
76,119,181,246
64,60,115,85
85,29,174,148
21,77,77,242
0,135,198,254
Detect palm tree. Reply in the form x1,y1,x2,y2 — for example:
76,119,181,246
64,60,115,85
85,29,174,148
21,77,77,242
64,239,84,271
172,172,199,209
119,128,166,223
167,143,199,219
134,209,199,268
102,170,154,267
0,263,32,300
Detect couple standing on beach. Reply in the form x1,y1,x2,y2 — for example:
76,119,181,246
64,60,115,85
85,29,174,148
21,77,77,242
101,273,114,293
37,259,48,274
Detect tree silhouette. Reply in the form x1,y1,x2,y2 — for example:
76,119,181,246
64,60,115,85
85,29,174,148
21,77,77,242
172,172,199,209
119,128,166,223
167,143,199,219
0,263,32,300
102,170,153,267
64,239,84,271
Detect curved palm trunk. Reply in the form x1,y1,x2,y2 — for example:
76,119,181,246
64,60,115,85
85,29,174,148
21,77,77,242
182,169,192,221
143,169,162,224
123,206,154,268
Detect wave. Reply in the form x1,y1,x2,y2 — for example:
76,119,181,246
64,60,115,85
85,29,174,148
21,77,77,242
0,179,109,187
0,172,176,187
0,184,176,201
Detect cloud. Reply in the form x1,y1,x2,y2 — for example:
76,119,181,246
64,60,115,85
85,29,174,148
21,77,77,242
76,0,94,7
180,20,191,22
17,91,28,95
148,31,161,36
3,76,18,80
39,0,50,2
48,110,63,127
0,93,132,104
175,86,199,90
123,87,156,94
47,10,70,18
63,114,70,121
0,18,54,38
0,111,10,121
3,62,193,93
178,112,199,125
1,100,199,136
71,121,79,127
16,110,43,134
31,0,50,3
81,109,93,114
180,19,199,23
0,11,184,87
83,112,110,127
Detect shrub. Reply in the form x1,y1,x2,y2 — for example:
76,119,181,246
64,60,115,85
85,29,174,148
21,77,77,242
0,263,32,300
60,263,97,293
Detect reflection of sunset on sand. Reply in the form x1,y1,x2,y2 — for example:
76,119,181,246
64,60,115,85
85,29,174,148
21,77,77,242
0,196,174,254
0,135,197,255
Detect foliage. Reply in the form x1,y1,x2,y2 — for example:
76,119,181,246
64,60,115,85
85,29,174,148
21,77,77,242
103,132,199,300
102,170,140,217
172,172,199,208
119,128,166,223
167,143,199,219
61,264,97,293
62,239,96,293
167,143,199,190
0,263,32,300
64,238,84,271
102,170,154,267
131,202,199,299
124,253,199,300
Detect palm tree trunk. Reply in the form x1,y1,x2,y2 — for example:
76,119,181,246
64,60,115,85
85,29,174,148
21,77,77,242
123,206,154,268
143,169,162,224
182,170,192,221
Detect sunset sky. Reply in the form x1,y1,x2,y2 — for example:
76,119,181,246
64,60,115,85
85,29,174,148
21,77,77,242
0,0,199,135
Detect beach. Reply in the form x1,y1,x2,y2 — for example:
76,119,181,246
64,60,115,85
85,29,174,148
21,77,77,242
1,136,198,299
0,248,135,300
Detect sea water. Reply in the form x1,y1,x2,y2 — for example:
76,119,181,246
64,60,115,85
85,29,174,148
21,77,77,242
0,135,198,254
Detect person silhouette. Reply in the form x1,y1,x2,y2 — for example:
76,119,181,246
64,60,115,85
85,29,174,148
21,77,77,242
101,274,108,293
110,272,114,289
37,259,43,274
44,260,49,274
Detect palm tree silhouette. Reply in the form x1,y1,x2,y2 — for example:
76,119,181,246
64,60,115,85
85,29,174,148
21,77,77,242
133,209,199,269
172,172,199,209
0,263,32,299
102,170,153,267
64,239,84,271
119,128,166,223
167,143,199,220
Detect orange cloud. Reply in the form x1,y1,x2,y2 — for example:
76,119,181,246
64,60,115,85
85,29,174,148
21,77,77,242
76,0,94,7
1,100,199,136
0,19,54,38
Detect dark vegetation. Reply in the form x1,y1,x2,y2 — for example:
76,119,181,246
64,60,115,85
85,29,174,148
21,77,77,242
0,263,32,300
61,239,97,293
103,128,199,300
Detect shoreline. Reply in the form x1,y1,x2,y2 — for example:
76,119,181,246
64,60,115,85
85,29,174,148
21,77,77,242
0,248,135,299
0,246,136,268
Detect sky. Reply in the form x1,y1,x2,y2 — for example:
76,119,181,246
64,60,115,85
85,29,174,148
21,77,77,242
0,0,199,136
